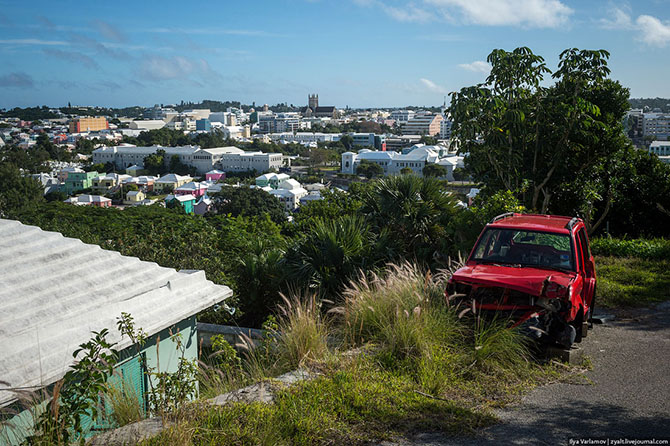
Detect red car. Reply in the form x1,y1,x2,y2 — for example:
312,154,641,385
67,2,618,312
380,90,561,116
446,213,597,348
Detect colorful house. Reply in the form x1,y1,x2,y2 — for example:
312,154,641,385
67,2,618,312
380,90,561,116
165,194,196,214
205,169,225,182
154,174,193,193
175,181,208,198
63,171,99,195
92,173,130,194
125,165,144,176
124,190,146,204
0,219,232,445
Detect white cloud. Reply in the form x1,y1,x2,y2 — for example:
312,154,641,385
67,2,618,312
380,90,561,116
636,14,670,47
599,6,633,30
426,0,572,28
0,38,68,46
599,8,670,47
420,78,446,93
458,60,492,74
139,55,221,83
354,0,433,23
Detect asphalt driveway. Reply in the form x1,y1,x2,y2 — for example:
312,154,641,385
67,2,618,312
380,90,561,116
383,302,670,445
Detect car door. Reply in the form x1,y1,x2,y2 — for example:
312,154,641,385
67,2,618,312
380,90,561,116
577,227,596,311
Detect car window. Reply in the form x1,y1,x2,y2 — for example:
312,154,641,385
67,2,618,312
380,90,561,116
472,228,574,271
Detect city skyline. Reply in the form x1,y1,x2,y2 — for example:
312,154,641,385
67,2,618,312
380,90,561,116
1,0,670,109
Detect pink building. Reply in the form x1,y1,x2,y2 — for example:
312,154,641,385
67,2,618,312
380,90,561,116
175,181,208,198
205,170,225,182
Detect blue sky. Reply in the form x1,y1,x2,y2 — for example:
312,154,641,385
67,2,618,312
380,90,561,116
0,0,669,109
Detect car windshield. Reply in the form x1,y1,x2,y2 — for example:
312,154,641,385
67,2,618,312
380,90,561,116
471,228,574,271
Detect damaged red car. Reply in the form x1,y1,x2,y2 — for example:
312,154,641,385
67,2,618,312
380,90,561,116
446,213,597,348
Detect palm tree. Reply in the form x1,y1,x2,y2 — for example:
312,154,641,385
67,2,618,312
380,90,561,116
288,215,373,299
362,175,458,265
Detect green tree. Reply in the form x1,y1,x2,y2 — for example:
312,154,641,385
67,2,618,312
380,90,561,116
211,186,287,224
422,163,447,178
143,149,165,175
400,167,413,175
0,162,44,217
449,47,619,216
356,160,384,178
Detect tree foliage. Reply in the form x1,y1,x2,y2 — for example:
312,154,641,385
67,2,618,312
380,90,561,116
211,186,287,224
449,47,625,227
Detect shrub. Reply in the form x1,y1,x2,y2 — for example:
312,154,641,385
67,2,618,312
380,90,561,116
591,237,670,260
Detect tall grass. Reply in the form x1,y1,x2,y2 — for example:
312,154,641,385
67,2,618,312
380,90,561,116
275,292,331,369
338,262,460,362
103,378,144,427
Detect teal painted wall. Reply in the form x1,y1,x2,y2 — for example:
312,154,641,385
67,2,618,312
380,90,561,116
0,316,199,446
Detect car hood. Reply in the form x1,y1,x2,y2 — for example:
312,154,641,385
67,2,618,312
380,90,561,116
452,263,576,297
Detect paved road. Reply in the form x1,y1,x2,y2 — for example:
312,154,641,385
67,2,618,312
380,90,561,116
384,302,670,445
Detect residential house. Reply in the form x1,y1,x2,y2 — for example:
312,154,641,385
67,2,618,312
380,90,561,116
155,174,193,194
92,173,130,194
63,171,99,195
205,169,225,182
194,196,213,216
268,178,308,211
0,219,232,445
256,173,290,189
175,181,208,198
124,190,146,204
165,194,196,214
64,194,112,207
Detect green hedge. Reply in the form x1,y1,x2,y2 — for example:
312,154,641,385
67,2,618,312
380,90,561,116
591,237,670,260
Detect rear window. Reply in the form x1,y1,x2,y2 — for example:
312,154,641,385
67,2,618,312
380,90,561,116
472,228,574,271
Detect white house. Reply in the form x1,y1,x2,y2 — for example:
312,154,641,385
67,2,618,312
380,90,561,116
268,178,308,211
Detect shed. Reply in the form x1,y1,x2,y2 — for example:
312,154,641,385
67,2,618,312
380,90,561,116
0,219,232,442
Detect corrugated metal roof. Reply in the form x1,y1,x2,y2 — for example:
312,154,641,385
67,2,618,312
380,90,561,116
0,219,232,407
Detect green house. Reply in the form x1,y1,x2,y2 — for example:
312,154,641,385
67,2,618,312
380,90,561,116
63,170,99,195
165,194,195,214
0,219,232,445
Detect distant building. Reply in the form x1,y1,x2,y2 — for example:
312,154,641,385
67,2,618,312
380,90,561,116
92,145,282,174
69,117,109,133
384,135,422,152
643,113,670,141
402,112,443,136
309,94,319,110
129,120,166,131
196,119,211,131
351,133,386,150
649,141,670,156
440,118,453,139
300,94,337,118
390,110,415,124
341,145,463,180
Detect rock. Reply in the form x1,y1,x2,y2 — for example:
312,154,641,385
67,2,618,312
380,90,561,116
87,418,166,446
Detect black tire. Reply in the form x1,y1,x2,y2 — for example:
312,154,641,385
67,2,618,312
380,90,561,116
588,287,597,328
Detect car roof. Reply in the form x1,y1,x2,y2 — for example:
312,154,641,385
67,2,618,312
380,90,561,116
489,213,578,234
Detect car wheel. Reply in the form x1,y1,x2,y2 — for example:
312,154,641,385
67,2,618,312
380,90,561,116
588,287,597,328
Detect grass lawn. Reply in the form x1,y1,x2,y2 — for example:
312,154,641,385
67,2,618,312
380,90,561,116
595,255,670,307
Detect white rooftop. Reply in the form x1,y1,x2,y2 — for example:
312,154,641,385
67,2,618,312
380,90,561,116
0,219,232,407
